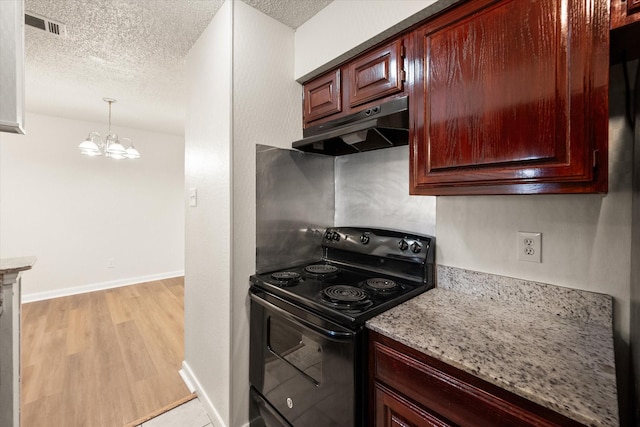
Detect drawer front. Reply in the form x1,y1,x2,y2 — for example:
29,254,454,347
373,341,579,427
375,383,452,427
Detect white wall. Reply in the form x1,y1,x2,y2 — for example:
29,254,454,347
183,1,300,426
183,1,233,425
0,112,184,300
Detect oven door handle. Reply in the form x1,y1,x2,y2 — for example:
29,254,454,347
250,293,355,340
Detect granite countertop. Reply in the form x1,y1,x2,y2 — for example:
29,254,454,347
0,256,37,275
0,256,36,316
367,265,618,427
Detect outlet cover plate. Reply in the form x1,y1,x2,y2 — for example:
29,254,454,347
518,232,541,263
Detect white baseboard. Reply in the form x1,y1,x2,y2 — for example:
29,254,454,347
180,360,227,427
21,271,185,303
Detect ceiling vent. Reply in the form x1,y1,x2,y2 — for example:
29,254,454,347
24,12,67,37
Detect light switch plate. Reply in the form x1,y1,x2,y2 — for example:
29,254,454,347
189,188,197,207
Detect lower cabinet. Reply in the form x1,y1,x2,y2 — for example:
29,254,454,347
369,331,586,427
375,383,451,427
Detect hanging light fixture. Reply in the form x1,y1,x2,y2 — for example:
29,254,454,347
78,98,141,159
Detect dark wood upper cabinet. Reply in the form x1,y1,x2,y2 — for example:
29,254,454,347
302,38,408,128
303,69,342,123
612,0,640,29
410,0,609,195
346,39,405,108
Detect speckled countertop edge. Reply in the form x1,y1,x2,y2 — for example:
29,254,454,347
437,265,613,327
0,256,37,275
367,266,618,427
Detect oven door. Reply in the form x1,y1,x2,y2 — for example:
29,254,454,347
249,289,359,427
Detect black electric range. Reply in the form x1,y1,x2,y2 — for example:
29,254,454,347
249,227,435,427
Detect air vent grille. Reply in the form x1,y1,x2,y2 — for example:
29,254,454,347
25,12,66,37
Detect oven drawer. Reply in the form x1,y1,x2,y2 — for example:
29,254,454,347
250,387,293,427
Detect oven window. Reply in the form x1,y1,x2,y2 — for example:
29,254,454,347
267,316,322,384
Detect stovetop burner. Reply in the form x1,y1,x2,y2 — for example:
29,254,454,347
320,285,372,310
363,278,399,293
270,271,300,286
305,264,338,275
323,285,368,302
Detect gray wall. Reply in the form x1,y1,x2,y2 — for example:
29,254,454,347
335,146,436,236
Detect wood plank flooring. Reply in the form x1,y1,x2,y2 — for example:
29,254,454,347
21,277,190,427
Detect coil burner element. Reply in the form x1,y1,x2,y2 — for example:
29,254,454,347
305,265,339,275
270,271,301,287
320,285,372,310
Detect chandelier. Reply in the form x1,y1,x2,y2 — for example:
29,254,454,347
78,98,140,159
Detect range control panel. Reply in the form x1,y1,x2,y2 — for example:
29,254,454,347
322,227,434,261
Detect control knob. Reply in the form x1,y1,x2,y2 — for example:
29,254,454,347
332,232,340,242
410,242,422,254
398,239,409,251
360,234,370,244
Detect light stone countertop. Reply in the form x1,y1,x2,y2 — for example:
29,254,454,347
0,257,36,316
366,265,618,427
0,257,37,275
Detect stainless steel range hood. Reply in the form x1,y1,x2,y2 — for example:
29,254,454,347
293,96,408,156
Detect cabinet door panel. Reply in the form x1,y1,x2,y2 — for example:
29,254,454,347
347,40,404,107
410,0,608,195
427,0,559,170
371,336,586,427
375,384,451,427
304,70,342,123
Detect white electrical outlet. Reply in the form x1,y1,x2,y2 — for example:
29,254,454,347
517,232,542,263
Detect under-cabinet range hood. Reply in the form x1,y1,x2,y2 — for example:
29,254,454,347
293,96,409,156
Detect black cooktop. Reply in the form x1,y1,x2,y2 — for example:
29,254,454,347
251,227,435,329
250,260,430,329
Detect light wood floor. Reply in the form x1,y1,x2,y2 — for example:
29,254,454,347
21,277,190,427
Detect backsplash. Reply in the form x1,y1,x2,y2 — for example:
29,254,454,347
334,145,436,236
437,265,613,327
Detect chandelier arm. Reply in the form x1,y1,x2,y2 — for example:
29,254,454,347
88,131,104,149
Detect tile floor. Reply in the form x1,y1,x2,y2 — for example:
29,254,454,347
136,398,213,427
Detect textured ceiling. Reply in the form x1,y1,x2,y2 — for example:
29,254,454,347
23,0,332,135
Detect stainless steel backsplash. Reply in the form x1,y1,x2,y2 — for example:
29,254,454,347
255,144,436,272
335,146,436,236
256,145,335,273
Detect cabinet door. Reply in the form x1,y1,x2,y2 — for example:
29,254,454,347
410,0,608,195
303,69,342,124
346,39,405,108
611,0,640,29
370,332,587,427
375,384,451,427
